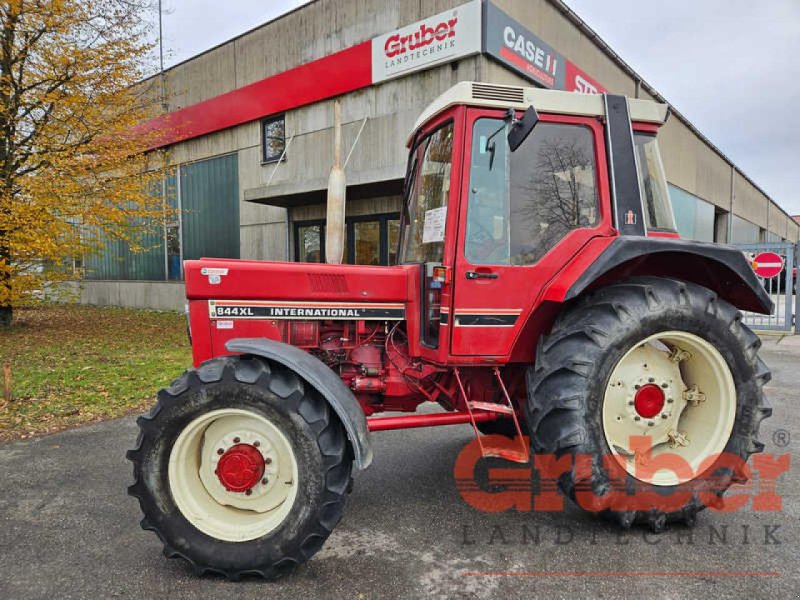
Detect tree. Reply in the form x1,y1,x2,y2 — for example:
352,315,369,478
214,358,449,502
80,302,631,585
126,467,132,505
0,0,167,326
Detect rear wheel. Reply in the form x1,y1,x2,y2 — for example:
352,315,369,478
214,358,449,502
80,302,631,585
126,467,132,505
526,277,771,530
127,355,352,579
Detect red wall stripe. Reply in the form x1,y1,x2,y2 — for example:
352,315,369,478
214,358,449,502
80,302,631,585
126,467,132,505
141,41,373,149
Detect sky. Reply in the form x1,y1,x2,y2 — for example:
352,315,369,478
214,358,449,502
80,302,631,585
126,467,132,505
152,0,800,215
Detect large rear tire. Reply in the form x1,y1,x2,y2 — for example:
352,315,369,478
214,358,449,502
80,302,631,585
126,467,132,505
127,355,352,579
526,277,771,531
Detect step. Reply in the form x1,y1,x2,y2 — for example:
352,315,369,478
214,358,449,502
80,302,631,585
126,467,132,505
469,401,514,415
479,447,530,463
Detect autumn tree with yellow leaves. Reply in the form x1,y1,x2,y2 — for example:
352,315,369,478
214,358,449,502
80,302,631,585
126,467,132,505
0,0,168,326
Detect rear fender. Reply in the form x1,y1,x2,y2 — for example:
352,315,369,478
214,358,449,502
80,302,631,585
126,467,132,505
225,338,372,471
558,237,773,314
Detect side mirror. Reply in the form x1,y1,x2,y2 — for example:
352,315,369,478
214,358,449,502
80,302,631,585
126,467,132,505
507,105,539,152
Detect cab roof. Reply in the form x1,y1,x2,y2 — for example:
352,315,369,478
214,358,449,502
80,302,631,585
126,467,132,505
408,81,670,145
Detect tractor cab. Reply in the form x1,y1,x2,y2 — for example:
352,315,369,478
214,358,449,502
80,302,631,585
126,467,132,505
398,81,675,361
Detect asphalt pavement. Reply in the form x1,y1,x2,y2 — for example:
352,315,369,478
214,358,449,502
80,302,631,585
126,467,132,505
1,335,798,599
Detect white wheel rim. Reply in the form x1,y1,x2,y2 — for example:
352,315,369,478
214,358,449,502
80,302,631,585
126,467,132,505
602,331,736,487
168,408,299,542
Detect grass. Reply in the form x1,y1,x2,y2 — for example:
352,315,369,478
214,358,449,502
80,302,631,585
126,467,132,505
0,304,193,441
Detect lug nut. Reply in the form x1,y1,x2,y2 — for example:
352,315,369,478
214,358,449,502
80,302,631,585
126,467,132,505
661,383,668,388
245,489,252,496
648,421,655,427
634,384,641,390
217,448,224,455
648,377,655,383
253,441,260,447
661,414,668,419
233,437,241,444
634,416,641,421
262,478,268,485
628,400,634,406
265,457,272,465
667,398,674,403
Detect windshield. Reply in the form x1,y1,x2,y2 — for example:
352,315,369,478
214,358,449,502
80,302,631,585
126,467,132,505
399,123,454,264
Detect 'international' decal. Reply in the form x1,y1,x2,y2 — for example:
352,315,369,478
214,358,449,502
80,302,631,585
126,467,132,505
210,300,405,321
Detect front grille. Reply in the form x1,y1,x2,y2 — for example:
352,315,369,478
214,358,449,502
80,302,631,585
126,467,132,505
471,83,525,103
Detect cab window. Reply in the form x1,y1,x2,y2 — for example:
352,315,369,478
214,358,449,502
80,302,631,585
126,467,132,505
634,132,676,231
466,119,599,265
399,123,454,264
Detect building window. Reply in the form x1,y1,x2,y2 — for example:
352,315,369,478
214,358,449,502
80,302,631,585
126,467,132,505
297,223,323,263
166,223,181,279
730,215,759,244
294,213,400,265
262,115,286,163
668,184,714,242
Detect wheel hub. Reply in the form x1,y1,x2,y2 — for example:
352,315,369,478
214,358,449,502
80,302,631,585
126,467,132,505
215,444,265,492
602,331,737,486
168,409,299,542
634,384,665,418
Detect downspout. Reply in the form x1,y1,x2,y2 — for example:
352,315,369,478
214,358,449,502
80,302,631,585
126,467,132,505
326,100,346,264
728,166,735,243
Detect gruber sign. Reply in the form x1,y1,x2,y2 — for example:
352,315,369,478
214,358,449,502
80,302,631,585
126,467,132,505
371,0,482,83
752,252,784,279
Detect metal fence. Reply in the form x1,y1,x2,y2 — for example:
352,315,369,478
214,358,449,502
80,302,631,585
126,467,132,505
735,242,799,333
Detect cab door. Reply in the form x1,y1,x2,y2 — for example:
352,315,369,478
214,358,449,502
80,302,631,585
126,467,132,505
397,107,466,364
450,109,611,357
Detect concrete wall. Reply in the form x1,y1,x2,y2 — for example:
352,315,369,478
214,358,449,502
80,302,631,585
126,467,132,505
243,58,480,203
656,117,733,212
74,281,185,311
165,55,481,261
155,0,480,110
292,195,402,223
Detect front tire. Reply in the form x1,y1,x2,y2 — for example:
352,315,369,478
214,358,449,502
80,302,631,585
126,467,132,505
127,355,352,579
526,277,771,531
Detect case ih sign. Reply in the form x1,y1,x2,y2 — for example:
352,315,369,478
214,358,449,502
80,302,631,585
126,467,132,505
483,2,606,93
483,2,561,88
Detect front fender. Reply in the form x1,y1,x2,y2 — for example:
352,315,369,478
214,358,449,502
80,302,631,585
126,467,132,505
562,237,773,315
225,337,372,471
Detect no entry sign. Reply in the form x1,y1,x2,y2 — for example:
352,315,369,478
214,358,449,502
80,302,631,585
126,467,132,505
751,252,784,279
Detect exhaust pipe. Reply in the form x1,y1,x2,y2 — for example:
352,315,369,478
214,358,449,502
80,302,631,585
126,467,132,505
326,100,346,264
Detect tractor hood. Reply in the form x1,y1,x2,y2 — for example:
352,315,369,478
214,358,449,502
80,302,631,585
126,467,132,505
184,259,414,305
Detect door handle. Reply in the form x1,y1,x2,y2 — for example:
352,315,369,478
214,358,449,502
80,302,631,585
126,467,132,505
465,270,499,280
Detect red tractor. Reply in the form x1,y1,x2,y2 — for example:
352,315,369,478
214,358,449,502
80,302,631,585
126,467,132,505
128,82,772,579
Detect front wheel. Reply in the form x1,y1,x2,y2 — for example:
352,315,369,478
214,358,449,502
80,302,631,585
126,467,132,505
127,355,352,579
526,277,771,531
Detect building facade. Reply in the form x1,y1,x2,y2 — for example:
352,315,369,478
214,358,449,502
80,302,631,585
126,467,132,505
79,0,799,309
